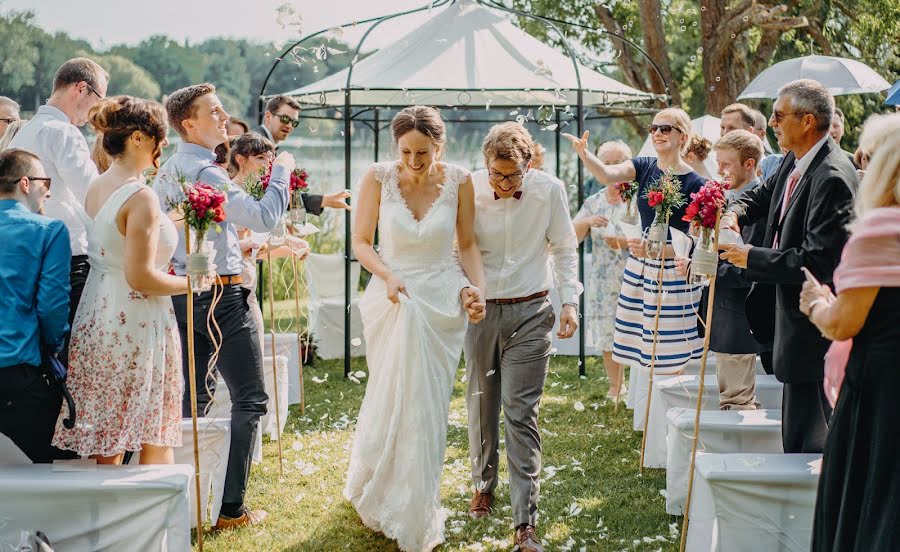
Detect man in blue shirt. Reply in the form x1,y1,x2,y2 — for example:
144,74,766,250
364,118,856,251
154,83,293,530
0,149,76,463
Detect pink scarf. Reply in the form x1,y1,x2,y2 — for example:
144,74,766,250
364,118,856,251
824,207,900,406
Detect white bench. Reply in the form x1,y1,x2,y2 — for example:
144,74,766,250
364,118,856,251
0,463,191,551
665,408,783,515
643,374,783,468
686,453,821,552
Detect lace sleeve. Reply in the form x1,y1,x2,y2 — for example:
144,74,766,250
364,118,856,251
374,162,401,202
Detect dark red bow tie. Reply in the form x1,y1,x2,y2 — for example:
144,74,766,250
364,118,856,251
494,190,523,200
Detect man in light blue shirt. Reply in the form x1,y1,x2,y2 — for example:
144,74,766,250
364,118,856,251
154,83,294,530
0,149,76,463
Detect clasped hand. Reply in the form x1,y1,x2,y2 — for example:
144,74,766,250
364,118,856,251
460,287,486,323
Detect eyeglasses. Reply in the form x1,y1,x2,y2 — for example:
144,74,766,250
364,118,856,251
648,124,680,135
771,111,807,124
85,82,103,100
488,169,524,185
0,118,17,124
26,176,52,190
276,114,300,128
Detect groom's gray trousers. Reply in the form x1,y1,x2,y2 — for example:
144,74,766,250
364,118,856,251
465,295,555,527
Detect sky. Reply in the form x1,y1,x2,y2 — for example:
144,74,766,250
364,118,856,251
1,0,438,50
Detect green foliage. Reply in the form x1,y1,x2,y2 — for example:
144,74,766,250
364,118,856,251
0,10,39,94
94,54,161,99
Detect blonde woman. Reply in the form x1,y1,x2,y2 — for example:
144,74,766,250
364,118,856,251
564,107,704,373
799,113,900,552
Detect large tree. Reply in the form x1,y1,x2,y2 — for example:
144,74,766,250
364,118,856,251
512,0,899,131
0,10,40,97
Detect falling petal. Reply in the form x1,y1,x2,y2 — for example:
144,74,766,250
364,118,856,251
351,337,362,346
574,401,585,411
486,369,496,376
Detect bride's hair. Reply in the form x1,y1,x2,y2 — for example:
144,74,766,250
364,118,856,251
89,96,168,169
391,106,446,149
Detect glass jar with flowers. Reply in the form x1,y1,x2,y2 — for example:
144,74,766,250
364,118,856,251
682,179,728,286
643,168,686,258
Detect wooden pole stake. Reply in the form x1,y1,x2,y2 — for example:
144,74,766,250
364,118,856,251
184,225,205,548
266,250,285,476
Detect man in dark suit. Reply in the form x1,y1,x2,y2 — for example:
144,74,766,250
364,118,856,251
253,95,350,215
720,79,857,453
708,130,768,409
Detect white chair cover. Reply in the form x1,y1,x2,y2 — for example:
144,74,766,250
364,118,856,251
665,408,783,515
686,453,821,552
305,253,366,359
643,374,783,468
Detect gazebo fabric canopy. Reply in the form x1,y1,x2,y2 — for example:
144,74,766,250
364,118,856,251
280,1,661,108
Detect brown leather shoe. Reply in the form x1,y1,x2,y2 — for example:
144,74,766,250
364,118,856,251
212,508,268,531
468,490,493,519
514,524,544,552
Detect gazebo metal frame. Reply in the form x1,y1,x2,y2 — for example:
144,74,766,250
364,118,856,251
257,0,671,377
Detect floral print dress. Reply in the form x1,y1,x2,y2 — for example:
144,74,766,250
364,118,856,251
573,190,629,351
53,179,183,456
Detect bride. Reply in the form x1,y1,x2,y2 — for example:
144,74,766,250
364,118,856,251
345,105,486,551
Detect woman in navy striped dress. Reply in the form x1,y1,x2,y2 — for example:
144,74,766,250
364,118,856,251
564,107,705,372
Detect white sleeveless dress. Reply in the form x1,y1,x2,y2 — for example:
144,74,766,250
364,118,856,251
52,179,183,456
344,162,471,552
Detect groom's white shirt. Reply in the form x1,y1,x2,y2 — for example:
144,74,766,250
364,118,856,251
471,168,583,304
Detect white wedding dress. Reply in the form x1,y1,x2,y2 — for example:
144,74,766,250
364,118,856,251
344,161,471,552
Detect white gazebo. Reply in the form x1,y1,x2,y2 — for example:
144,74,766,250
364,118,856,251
259,0,668,376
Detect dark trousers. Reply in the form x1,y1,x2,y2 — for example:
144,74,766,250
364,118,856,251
759,350,774,375
0,364,77,463
173,285,268,507
782,381,832,453
59,255,90,366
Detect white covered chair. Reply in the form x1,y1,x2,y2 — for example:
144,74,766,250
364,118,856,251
304,252,366,359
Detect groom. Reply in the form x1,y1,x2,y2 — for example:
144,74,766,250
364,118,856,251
465,122,581,552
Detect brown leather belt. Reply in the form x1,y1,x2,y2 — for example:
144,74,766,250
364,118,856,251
215,274,243,286
486,290,549,305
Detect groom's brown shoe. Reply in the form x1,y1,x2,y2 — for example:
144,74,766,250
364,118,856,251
514,524,544,552
468,490,493,519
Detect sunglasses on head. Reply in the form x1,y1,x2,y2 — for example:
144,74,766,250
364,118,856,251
648,124,680,135
276,114,300,128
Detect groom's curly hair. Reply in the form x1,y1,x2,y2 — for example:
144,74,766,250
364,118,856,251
482,122,533,167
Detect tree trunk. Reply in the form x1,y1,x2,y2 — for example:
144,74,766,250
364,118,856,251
638,0,682,105
701,0,750,115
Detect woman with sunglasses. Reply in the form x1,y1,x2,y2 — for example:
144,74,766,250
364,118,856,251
564,107,705,382
226,133,309,353
52,96,187,465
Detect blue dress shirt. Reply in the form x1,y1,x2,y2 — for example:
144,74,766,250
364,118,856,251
0,200,71,368
152,142,290,276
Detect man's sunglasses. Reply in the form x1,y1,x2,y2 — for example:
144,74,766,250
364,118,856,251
648,124,681,135
276,114,300,128
85,83,103,100
26,176,52,190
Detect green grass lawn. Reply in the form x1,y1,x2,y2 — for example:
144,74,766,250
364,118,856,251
199,355,680,551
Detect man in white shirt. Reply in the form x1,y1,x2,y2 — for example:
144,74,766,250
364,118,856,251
0,96,20,137
10,57,108,364
465,122,581,552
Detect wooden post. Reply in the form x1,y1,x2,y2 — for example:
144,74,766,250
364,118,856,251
184,225,205,549
291,252,305,416
615,362,625,412
266,250,285,476
680,214,722,551
638,213,670,473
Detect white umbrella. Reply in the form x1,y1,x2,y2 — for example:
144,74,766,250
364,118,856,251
738,55,891,99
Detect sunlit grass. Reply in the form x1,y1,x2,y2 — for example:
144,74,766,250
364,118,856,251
198,356,679,551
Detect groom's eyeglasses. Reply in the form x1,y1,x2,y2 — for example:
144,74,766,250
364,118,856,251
276,114,300,128
648,124,680,135
489,170,524,185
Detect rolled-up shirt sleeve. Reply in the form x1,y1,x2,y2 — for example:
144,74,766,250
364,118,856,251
37,221,71,353
547,183,583,305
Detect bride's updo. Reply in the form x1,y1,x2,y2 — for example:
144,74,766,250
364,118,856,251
89,96,168,168
391,106,446,149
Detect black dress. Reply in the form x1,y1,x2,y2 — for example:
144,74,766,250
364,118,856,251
812,286,900,551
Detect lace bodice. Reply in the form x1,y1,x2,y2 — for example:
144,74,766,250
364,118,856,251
373,161,469,270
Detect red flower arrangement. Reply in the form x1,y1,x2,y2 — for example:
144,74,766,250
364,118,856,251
682,179,729,228
248,167,310,200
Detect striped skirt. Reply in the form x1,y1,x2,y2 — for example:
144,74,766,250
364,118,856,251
612,255,703,371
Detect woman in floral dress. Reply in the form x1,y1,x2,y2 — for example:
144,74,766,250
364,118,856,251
52,96,187,464
573,183,629,399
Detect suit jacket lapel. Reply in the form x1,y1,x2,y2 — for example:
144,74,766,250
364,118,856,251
781,139,833,223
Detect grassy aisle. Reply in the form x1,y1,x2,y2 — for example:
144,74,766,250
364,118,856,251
200,356,679,551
